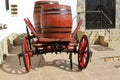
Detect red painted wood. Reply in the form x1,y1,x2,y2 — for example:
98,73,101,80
78,35,89,69
72,19,83,37
24,18,38,37
23,37,31,72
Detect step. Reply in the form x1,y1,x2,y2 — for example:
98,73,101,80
108,41,120,49
102,56,120,62
104,29,120,42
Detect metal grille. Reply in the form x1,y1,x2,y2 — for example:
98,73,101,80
86,0,116,29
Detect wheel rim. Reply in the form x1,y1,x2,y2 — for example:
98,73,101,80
78,35,89,69
23,37,31,72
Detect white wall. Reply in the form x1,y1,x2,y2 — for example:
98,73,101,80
0,0,77,37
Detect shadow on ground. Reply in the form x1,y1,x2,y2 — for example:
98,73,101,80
0,55,27,75
0,54,81,75
92,45,114,51
36,55,81,72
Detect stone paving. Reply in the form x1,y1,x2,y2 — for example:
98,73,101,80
0,45,120,80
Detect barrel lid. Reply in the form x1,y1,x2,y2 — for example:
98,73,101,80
42,4,71,11
34,1,59,5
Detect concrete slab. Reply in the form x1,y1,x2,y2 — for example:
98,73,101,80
0,45,120,80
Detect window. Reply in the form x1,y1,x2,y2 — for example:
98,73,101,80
86,0,116,29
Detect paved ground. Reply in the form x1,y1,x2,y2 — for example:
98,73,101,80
0,45,120,80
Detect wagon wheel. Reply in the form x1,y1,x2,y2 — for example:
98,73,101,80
22,37,32,72
78,35,90,70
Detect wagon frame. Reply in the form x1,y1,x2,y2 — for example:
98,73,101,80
18,17,92,72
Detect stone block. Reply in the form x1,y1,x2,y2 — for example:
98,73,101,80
108,41,120,49
99,36,108,46
77,31,85,41
0,43,3,64
0,33,19,64
13,33,26,46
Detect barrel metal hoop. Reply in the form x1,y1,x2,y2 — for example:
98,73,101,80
35,6,41,8
36,31,71,33
42,26,72,28
43,8,71,12
36,1,58,5
43,12,71,15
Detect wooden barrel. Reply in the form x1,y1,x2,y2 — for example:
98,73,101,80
33,1,59,35
42,4,72,38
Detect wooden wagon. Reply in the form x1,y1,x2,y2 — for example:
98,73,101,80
18,1,92,72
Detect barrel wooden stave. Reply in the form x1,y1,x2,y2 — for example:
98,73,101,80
42,33,71,39
42,15,72,27
42,4,72,38
33,1,59,35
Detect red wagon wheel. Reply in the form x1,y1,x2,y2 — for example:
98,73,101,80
22,37,32,72
78,35,90,70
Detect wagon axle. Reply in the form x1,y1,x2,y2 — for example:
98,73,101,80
18,43,92,70
18,50,74,69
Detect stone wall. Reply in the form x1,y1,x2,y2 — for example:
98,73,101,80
0,33,18,64
116,0,120,29
77,0,120,48
77,0,120,29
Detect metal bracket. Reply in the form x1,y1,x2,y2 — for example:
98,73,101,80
89,51,93,62
17,52,23,65
69,52,73,69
